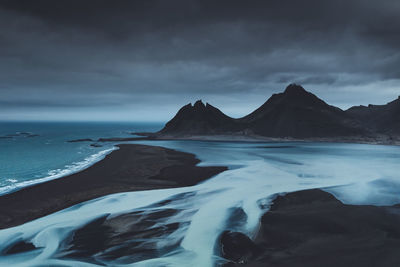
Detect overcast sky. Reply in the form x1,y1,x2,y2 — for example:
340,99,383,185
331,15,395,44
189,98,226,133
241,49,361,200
1,0,399,121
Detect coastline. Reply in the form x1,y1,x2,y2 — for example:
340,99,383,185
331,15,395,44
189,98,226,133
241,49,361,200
148,134,400,146
0,144,227,229
90,133,400,146
0,147,117,196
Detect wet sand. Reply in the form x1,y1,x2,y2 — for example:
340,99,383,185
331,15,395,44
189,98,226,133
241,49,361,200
0,144,227,229
220,189,400,267
74,133,400,146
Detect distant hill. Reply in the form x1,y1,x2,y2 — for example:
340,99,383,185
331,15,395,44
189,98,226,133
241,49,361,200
346,96,400,136
157,84,399,141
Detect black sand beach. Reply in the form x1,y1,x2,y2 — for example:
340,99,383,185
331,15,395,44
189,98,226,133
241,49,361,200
3,144,400,267
220,189,400,267
0,144,227,229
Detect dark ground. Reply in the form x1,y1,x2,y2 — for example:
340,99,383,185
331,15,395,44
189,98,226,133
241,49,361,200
220,189,400,267
0,144,227,229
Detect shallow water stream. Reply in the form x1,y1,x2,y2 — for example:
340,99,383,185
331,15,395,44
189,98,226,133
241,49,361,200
1,140,400,266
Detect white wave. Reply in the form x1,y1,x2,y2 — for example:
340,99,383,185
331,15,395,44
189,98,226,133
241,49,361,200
0,147,117,196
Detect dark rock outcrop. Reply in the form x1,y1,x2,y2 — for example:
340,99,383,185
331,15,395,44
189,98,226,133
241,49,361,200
67,138,94,143
2,240,37,255
90,143,102,147
218,231,259,264
220,189,400,267
346,96,400,135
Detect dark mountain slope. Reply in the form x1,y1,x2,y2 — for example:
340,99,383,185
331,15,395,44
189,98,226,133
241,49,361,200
241,84,364,138
346,96,400,135
159,100,241,135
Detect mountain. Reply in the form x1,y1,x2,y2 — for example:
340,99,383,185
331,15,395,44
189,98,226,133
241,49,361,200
157,84,398,140
159,100,241,135
346,96,400,136
240,84,364,138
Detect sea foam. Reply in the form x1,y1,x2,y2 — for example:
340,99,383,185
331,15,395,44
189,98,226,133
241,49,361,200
0,147,117,196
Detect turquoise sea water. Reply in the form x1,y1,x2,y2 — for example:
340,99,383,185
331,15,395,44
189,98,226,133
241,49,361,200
0,122,163,194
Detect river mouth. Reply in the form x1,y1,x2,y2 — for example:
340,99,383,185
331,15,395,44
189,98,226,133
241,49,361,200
1,141,400,266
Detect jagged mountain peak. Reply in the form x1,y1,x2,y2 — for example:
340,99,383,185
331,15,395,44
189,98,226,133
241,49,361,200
280,84,324,105
191,100,217,111
283,83,308,95
193,100,205,108
159,99,236,135
242,83,332,122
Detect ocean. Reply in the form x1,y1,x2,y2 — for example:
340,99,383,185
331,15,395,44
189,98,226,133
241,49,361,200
0,121,163,195
1,122,400,266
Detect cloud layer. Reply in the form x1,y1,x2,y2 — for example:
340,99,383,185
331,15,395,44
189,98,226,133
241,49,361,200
0,0,399,121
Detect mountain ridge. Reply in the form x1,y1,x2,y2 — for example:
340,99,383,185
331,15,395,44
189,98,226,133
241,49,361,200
156,84,399,142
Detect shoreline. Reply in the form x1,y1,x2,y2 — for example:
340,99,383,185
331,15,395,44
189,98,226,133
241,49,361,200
147,134,400,146
0,144,227,229
70,133,400,146
0,147,117,196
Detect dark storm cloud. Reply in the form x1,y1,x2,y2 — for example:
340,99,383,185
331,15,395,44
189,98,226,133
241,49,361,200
0,0,399,120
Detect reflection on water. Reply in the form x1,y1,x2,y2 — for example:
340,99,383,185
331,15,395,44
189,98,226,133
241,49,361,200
1,141,400,266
